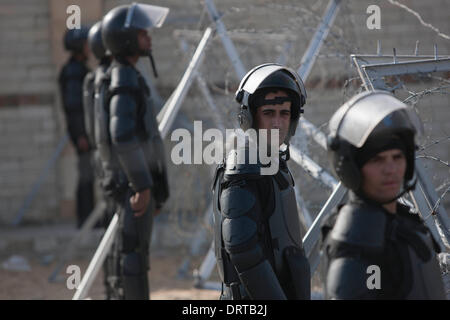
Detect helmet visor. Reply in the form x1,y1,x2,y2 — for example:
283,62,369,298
330,91,423,148
241,64,305,97
124,3,169,30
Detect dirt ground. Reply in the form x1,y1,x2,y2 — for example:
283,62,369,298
0,250,220,300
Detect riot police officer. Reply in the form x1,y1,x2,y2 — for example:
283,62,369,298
96,3,170,300
321,90,446,299
83,21,117,299
59,27,95,228
83,21,113,154
212,63,311,300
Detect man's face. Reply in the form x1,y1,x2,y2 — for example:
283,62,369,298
137,29,152,54
254,90,291,146
360,148,407,203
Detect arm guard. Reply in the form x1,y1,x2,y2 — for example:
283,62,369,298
82,71,95,147
326,257,378,300
220,185,286,299
109,65,152,192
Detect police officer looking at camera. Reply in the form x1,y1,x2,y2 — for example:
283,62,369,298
321,90,446,299
212,63,311,300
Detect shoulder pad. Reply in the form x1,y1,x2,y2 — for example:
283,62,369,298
327,257,375,299
224,148,262,175
83,72,95,90
220,186,256,219
211,162,225,191
320,207,340,245
397,202,425,225
94,65,110,89
109,64,139,91
85,71,95,82
330,203,387,249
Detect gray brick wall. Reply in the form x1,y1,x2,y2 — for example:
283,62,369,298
0,104,59,224
0,0,60,225
0,0,54,95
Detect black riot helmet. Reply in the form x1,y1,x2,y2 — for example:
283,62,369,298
327,90,423,198
87,21,107,60
64,26,89,53
235,63,307,144
101,2,169,57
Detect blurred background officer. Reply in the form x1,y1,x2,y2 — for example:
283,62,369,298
83,21,116,299
212,64,310,300
321,91,446,299
58,27,95,228
96,3,170,299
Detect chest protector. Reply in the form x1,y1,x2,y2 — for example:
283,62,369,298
212,153,310,299
326,202,446,299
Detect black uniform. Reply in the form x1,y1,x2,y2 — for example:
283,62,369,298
83,57,113,206
212,147,310,300
95,58,168,299
321,192,446,299
323,90,447,300
83,56,121,298
59,56,94,227
96,2,170,300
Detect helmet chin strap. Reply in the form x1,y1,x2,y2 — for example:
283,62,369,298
381,178,417,205
280,143,290,161
359,178,417,207
143,50,158,78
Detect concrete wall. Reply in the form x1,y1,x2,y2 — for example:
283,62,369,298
0,1,448,238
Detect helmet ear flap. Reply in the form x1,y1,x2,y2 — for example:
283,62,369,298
327,135,340,151
329,140,361,191
235,89,244,104
285,117,299,144
338,157,361,191
301,94,306,108
238,105,253,131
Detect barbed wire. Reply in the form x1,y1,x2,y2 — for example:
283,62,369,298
342,76,363,101
436,180,450,192
386,0,450,41
205,1,357,65
403,84,450,106
418,136,450,152
400,75,450,225
174,1,450,236
416,155,450,168
421,185,450,219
